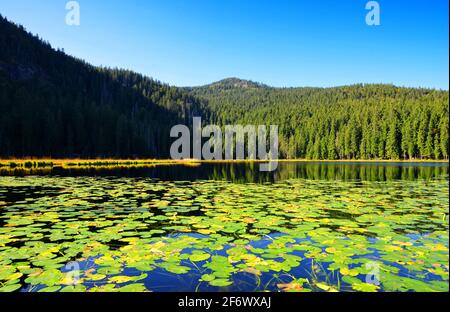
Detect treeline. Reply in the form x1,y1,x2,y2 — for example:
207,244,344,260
0,15,205,158
191,82,449,160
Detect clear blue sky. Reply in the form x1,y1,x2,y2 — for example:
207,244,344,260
0,0,448,89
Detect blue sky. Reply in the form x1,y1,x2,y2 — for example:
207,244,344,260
0,0,448,89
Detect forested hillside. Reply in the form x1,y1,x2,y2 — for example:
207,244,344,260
0,15,448,160
189,81,449,160
0,15,205,158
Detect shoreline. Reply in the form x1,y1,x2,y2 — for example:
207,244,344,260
0,158,448,169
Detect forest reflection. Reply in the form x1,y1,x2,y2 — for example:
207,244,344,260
1,162,448,183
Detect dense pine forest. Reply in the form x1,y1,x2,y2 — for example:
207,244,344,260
189,80,449,160
0,15,448,160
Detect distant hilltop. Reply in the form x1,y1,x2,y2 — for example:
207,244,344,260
205,78,268,89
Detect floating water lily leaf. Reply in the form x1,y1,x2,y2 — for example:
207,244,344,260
86,274,106,281
315,283,338,292
38,286,62,292
0,283,21,292
108,275,131,284
209,279,233,287
116,283,147,292
351,282,379,292
189,253,211,262
277,278,308,292
60,285,87,292
340,267,359,277
200,274,215,282
24,269,63,287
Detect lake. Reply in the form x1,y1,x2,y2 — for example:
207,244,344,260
0,162,448,292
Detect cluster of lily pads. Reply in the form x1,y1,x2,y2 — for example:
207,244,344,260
0,174,448,292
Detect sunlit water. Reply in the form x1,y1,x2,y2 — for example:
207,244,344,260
0,162,448,292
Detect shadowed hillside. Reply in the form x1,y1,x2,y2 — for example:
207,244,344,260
0,15,205,158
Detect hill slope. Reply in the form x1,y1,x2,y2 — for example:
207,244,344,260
0,15,205,158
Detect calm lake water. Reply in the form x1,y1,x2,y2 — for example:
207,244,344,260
0,162,448,292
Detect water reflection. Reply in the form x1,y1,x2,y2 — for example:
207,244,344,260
0,161,448,182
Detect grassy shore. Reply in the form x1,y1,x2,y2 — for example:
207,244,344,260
0,158,448,169
0,159,202,169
